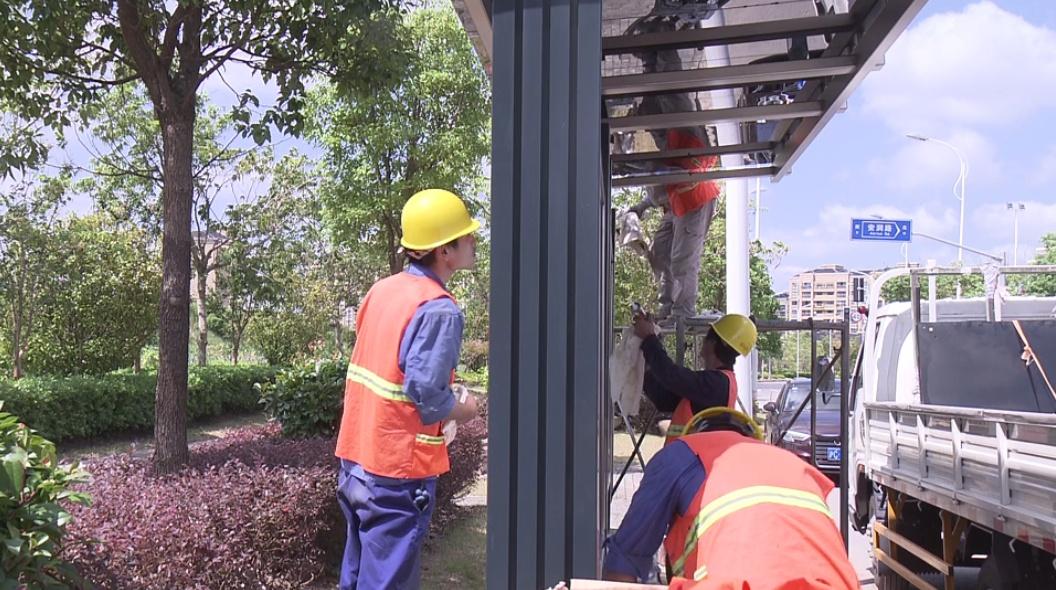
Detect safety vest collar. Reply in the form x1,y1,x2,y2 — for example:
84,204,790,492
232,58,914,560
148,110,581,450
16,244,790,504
670,484,831,577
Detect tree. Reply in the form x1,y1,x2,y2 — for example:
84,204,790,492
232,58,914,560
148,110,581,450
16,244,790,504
25,216,160,375
81,87,258,367
1,0,403,471
308,3,491,275
0,174,69,378
611,189,786,359
1019,233,1056,296
880,273,984,302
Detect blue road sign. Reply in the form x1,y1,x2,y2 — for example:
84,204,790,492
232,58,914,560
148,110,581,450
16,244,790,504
851,218,912,242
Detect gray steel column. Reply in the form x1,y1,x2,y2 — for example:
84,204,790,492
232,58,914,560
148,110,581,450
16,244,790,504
488,0,604,586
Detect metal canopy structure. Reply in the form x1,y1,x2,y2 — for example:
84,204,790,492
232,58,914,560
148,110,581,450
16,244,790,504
602,0,928,185
449,0,928,588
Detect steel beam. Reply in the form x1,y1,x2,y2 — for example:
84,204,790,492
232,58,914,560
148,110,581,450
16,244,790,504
773,0,929,180
612,166,777,187
610,141,775,163
602,56,857,97
766,0,877,146
605,102,824,132
602,12,857,55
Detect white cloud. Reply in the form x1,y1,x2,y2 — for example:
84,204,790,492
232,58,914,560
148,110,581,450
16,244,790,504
862,2,1056,133
866,128,998,190
1032,145,1056,187
972,200,1056,257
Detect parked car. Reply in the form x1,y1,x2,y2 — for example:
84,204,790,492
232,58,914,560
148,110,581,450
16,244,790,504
763,377,843,483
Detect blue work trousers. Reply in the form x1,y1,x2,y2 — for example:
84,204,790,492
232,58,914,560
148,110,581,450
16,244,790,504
337,460,437,590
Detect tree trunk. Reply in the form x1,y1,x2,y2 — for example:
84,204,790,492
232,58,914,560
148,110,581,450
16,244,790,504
154,110,195,474
231,335,240,365
133,348,142,373
196,268,208,366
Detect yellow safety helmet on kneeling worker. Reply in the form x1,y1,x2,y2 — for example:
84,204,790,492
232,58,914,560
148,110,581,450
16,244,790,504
401,189,480,252
711,313,757,356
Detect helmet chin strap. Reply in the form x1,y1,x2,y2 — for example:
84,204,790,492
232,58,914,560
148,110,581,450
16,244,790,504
401,247,433,261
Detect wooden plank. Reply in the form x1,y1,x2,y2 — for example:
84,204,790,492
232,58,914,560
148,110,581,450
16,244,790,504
875,548,939,590
875,522,953,575
570,580,666,589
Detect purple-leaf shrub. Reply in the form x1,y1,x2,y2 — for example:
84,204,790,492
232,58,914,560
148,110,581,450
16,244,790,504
62,425,343,590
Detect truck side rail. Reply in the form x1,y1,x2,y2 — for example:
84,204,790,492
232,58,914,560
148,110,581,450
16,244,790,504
865,401,1056,554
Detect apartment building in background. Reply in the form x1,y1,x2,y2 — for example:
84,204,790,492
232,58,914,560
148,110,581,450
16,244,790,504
787,264,873,333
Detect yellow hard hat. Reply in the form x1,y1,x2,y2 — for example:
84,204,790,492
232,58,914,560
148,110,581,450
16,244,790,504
400,189,481,251
711,313,757,356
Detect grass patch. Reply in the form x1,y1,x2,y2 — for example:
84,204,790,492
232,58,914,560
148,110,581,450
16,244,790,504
422,505,487,590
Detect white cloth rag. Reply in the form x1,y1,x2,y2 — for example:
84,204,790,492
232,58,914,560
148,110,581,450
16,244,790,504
616,208,650,259
609,327,646,416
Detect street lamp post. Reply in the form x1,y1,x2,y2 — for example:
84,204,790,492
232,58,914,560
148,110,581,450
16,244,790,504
751,179,767,242
906,133,969,297
1007,202,1026,265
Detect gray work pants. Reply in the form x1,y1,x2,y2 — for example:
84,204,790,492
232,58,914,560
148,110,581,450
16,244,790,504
648,197,715,318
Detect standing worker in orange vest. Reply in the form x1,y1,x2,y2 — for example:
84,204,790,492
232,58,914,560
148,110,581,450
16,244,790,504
335,188,482,590
632,312,756,444
619,5,723,322
603,408,858,589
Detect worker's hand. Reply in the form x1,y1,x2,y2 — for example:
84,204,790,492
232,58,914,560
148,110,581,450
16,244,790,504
446,389,480,424
633,313,657,340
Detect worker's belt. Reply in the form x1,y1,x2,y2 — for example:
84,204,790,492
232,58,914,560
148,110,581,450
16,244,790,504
346,363,412,404
671,485,831,579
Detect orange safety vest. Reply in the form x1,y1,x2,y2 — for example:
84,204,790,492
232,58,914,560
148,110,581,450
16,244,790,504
665,129,721,218
664,432,858,590
334,271,456,479
664,369,737,445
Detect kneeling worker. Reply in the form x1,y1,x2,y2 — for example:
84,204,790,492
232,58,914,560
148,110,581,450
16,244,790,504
633,312,757,444
602,408,857,589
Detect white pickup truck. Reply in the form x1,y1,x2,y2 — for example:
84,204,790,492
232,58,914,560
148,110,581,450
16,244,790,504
848,265,1056,589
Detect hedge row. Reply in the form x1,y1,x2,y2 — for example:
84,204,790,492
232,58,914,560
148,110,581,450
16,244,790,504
0,366,278,443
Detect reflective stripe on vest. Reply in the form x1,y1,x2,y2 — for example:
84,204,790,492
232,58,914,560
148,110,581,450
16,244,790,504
346,363,413,403
669,484,832,578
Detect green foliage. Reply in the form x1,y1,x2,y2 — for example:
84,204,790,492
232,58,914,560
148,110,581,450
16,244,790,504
1016,233,1056,296
611,189,786,359
0,173,70,379
0,0,407,178
23,216,159,376
258,362,345,438
0,366,277,443
309,3,491,273
880,272,985,303
0,405,90,587
248,312,324,367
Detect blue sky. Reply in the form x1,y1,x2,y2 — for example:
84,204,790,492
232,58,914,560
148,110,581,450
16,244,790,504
45,1,1056,293
764,0,1056,289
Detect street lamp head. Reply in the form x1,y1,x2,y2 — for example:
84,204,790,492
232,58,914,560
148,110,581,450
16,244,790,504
905,133,929,142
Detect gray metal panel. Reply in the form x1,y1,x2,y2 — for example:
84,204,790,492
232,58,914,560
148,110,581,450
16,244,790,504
612,166,778,187
487,0,517,584
489,0,604,586
606,102,824,132
610,141,776,163
773,0,929,180
601,12,857,54
602,56,857,97
572,0,605,575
